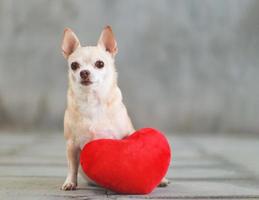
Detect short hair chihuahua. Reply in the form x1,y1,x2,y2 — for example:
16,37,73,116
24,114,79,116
61,26,168,190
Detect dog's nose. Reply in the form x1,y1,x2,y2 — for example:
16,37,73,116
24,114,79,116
80,70,90,80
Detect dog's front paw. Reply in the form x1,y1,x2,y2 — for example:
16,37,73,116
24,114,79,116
158,178,170,187
61,180,77,191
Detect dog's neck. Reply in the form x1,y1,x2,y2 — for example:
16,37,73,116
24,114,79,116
67,75,121,115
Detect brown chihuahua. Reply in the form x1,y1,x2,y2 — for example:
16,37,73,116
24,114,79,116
61,26,168,190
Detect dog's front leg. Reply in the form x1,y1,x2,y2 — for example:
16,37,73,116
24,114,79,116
61,140,80,190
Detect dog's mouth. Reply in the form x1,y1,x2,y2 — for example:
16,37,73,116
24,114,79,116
80,80,93,86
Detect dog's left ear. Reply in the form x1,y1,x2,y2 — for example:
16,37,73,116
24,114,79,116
62,28,81,59
98,26,118,57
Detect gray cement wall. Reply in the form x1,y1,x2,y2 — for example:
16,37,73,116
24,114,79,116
0,0,259,133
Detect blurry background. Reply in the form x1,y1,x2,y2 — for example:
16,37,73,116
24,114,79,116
0,0,259,134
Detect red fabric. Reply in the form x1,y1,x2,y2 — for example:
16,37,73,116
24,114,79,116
80,128,171,194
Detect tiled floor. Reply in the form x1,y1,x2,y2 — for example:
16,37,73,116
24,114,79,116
0,131,259,199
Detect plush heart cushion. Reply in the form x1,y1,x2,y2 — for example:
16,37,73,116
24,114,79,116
80,128,171,194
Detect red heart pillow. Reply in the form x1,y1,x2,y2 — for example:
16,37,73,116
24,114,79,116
80,128,171,194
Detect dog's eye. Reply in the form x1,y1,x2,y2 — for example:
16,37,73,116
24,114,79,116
71,62,80,71
95,60,104,69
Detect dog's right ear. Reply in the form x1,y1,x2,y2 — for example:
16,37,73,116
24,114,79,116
98,26,118,57
62,28,80,59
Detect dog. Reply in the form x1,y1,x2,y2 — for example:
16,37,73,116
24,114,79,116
61,26,169,190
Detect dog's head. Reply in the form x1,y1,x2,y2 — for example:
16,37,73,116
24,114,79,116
61,26,118,92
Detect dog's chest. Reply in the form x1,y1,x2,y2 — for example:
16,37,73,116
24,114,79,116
73,102,120,148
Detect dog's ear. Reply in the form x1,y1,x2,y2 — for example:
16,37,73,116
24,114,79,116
62,28,81,59
98,26,118,57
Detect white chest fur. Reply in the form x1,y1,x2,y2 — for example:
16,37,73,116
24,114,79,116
67,87,132,149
